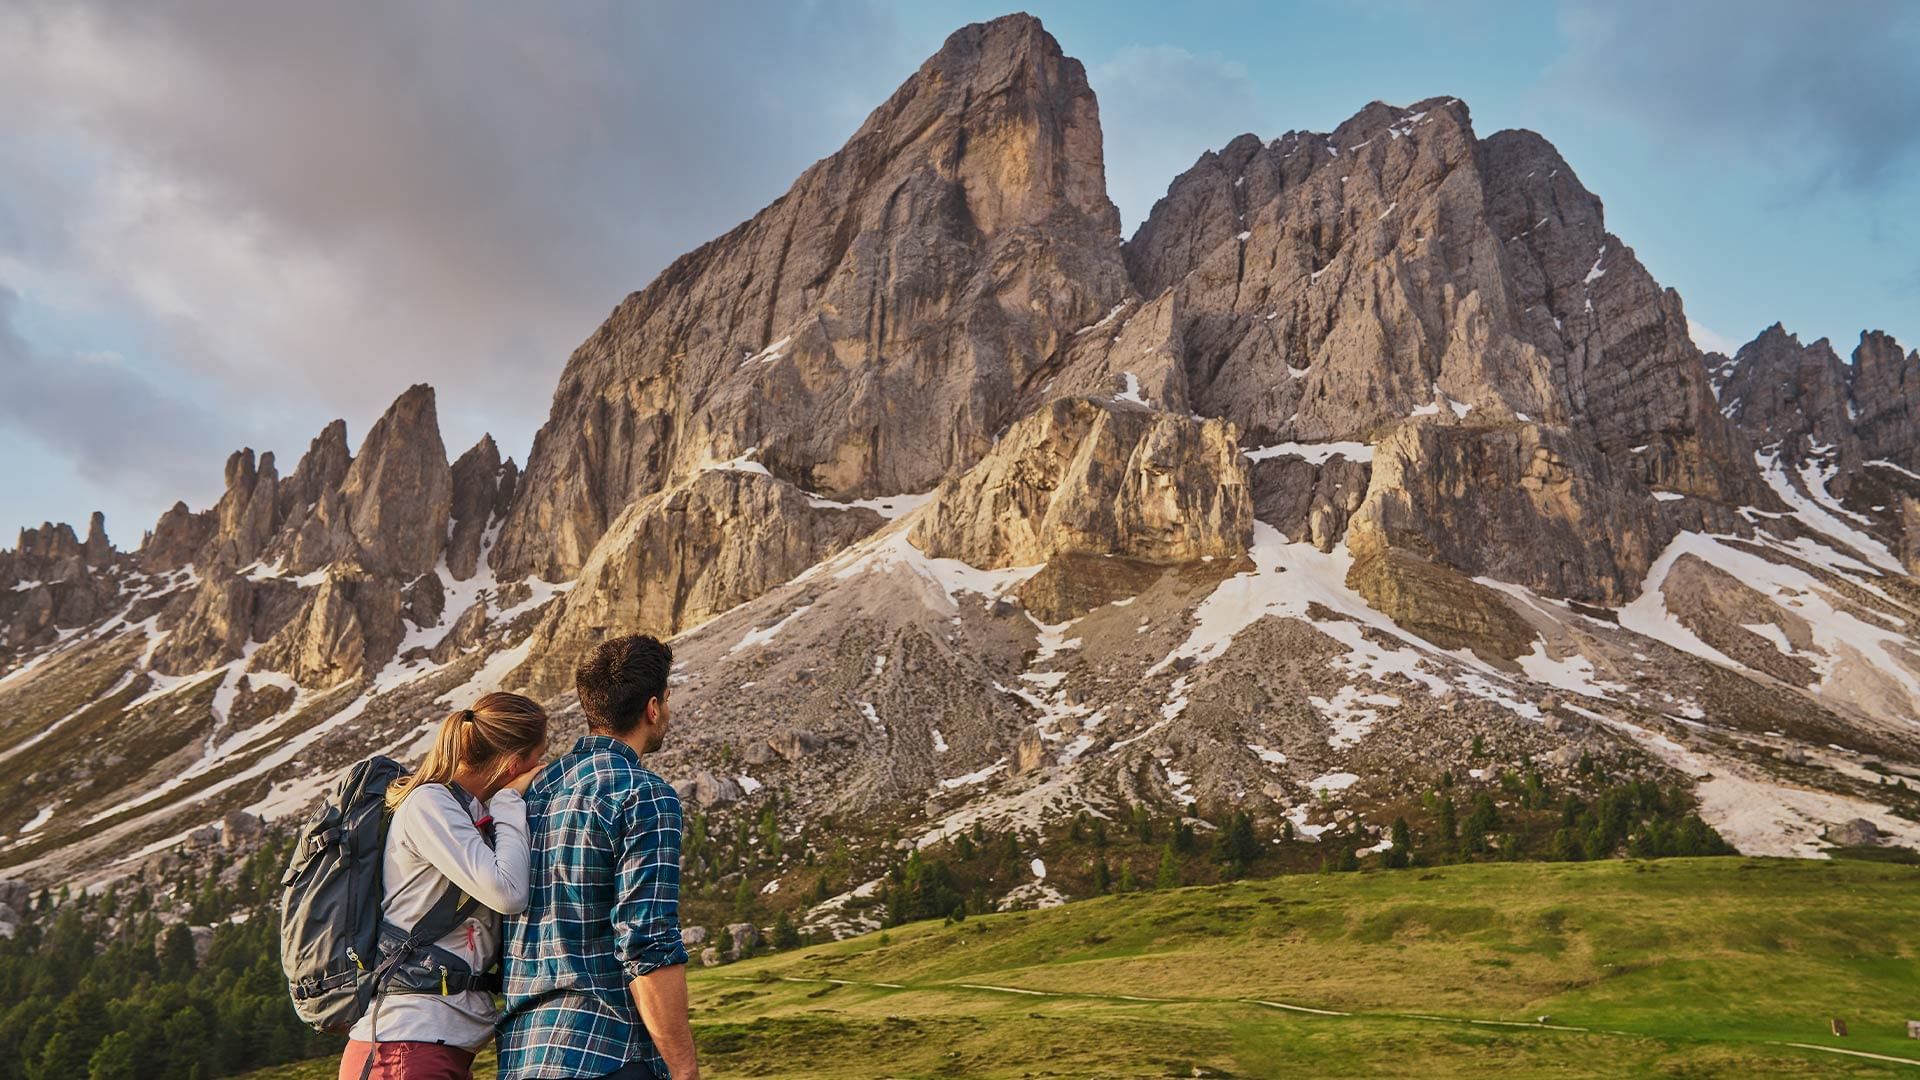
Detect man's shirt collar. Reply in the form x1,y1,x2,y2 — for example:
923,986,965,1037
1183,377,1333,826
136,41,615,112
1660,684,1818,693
574,732,641,765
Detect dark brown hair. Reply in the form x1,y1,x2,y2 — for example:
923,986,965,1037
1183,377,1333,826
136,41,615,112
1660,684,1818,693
576,635,673,735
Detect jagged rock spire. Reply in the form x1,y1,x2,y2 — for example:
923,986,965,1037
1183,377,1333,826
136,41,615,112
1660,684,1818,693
338,384,452,579
447,433,504,581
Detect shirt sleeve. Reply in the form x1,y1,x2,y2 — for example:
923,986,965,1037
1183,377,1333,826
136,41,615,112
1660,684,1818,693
610,779,688,980
403,784,533,916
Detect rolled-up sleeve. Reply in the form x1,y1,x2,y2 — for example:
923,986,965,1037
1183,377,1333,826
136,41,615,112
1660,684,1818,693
611,780,688,981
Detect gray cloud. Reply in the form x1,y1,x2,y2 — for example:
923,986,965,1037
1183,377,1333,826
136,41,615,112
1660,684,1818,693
1090,44,1264,233
1548,0,1920,194
0,0,910,531
0,287,231,509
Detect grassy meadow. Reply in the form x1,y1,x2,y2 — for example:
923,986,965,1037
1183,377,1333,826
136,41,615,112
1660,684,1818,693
245,856,1920,1078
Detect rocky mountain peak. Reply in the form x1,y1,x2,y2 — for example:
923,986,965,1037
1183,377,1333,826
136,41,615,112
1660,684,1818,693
1846,329,1919,470
82,511,111,565
899,12,1121,238
140,501,212,573
10,521,82,573
280,418,353,516
1,516,125,655
338,384,452,579
1108,92,1763,601
1716,322,1852,459
447,433,505,581
201,447,280,569
490,13,1128,583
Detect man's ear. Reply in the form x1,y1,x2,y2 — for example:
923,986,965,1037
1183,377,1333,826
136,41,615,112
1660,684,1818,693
646,696,661,726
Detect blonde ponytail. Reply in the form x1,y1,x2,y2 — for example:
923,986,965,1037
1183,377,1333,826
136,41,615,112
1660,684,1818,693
386,691,548,809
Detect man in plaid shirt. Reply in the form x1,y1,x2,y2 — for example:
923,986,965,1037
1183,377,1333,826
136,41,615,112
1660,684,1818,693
499,635,698,1079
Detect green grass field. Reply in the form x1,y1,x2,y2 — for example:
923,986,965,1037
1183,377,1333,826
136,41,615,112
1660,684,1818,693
247,857,1920,1078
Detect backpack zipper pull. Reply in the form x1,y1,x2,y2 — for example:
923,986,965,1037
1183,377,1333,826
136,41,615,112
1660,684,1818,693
348,947,366,971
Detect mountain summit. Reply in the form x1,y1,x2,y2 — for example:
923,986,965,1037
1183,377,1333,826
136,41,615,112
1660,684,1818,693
492,13,1130,583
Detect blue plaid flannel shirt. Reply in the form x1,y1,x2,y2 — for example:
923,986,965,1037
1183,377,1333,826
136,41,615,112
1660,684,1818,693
498,735,689,1079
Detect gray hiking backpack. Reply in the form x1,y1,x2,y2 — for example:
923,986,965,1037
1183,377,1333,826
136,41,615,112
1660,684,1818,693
279,755,500,1037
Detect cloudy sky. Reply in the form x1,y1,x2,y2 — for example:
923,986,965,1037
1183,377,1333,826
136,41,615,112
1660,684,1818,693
3,0,1916,541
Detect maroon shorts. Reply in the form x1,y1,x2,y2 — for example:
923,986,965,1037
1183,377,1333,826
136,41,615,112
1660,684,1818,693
338,1040,478,1080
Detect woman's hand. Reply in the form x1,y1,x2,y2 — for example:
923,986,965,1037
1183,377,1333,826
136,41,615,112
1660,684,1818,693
504,759,545,796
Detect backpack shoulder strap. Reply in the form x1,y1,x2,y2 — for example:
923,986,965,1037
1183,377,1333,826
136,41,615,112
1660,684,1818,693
405,884,485,955
395,781,491,950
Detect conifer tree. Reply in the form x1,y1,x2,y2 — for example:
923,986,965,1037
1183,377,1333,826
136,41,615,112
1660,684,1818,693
1155,842,1180,890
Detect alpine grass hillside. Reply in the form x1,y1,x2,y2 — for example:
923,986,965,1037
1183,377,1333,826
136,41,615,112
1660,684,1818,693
2,10,1919,1078
236,858,1920,1078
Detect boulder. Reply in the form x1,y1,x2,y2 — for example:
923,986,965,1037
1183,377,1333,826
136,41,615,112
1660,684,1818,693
404,570,446,630
429,601,491,664
725,922,760,960
769,731,825,762
220,810,265,849
1542,746,1581,770
1342,545,1535,662
674,770,744,809
1828,818,1882,847
1014,730,1051,775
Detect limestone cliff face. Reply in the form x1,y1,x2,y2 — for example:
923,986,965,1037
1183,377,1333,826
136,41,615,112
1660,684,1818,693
517,469,885,695
447,435,509,581
1849,331,1920,470
1717,324,1920,471
337,385,452,579
140,502,212,574
910,396,1251,569
1713,324,1853,456
1119,99,1764,602
492,13,1131,582
251,566,405,688
1247,454,1370,553
150,569,304,676
1717,325,1920,570
0,519,123,651
1347,421,1667,605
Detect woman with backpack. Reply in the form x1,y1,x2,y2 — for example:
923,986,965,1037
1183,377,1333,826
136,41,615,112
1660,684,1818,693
339,691,550,1080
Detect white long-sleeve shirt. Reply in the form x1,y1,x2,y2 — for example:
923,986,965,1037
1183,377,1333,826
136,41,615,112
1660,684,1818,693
347,783,530,1050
